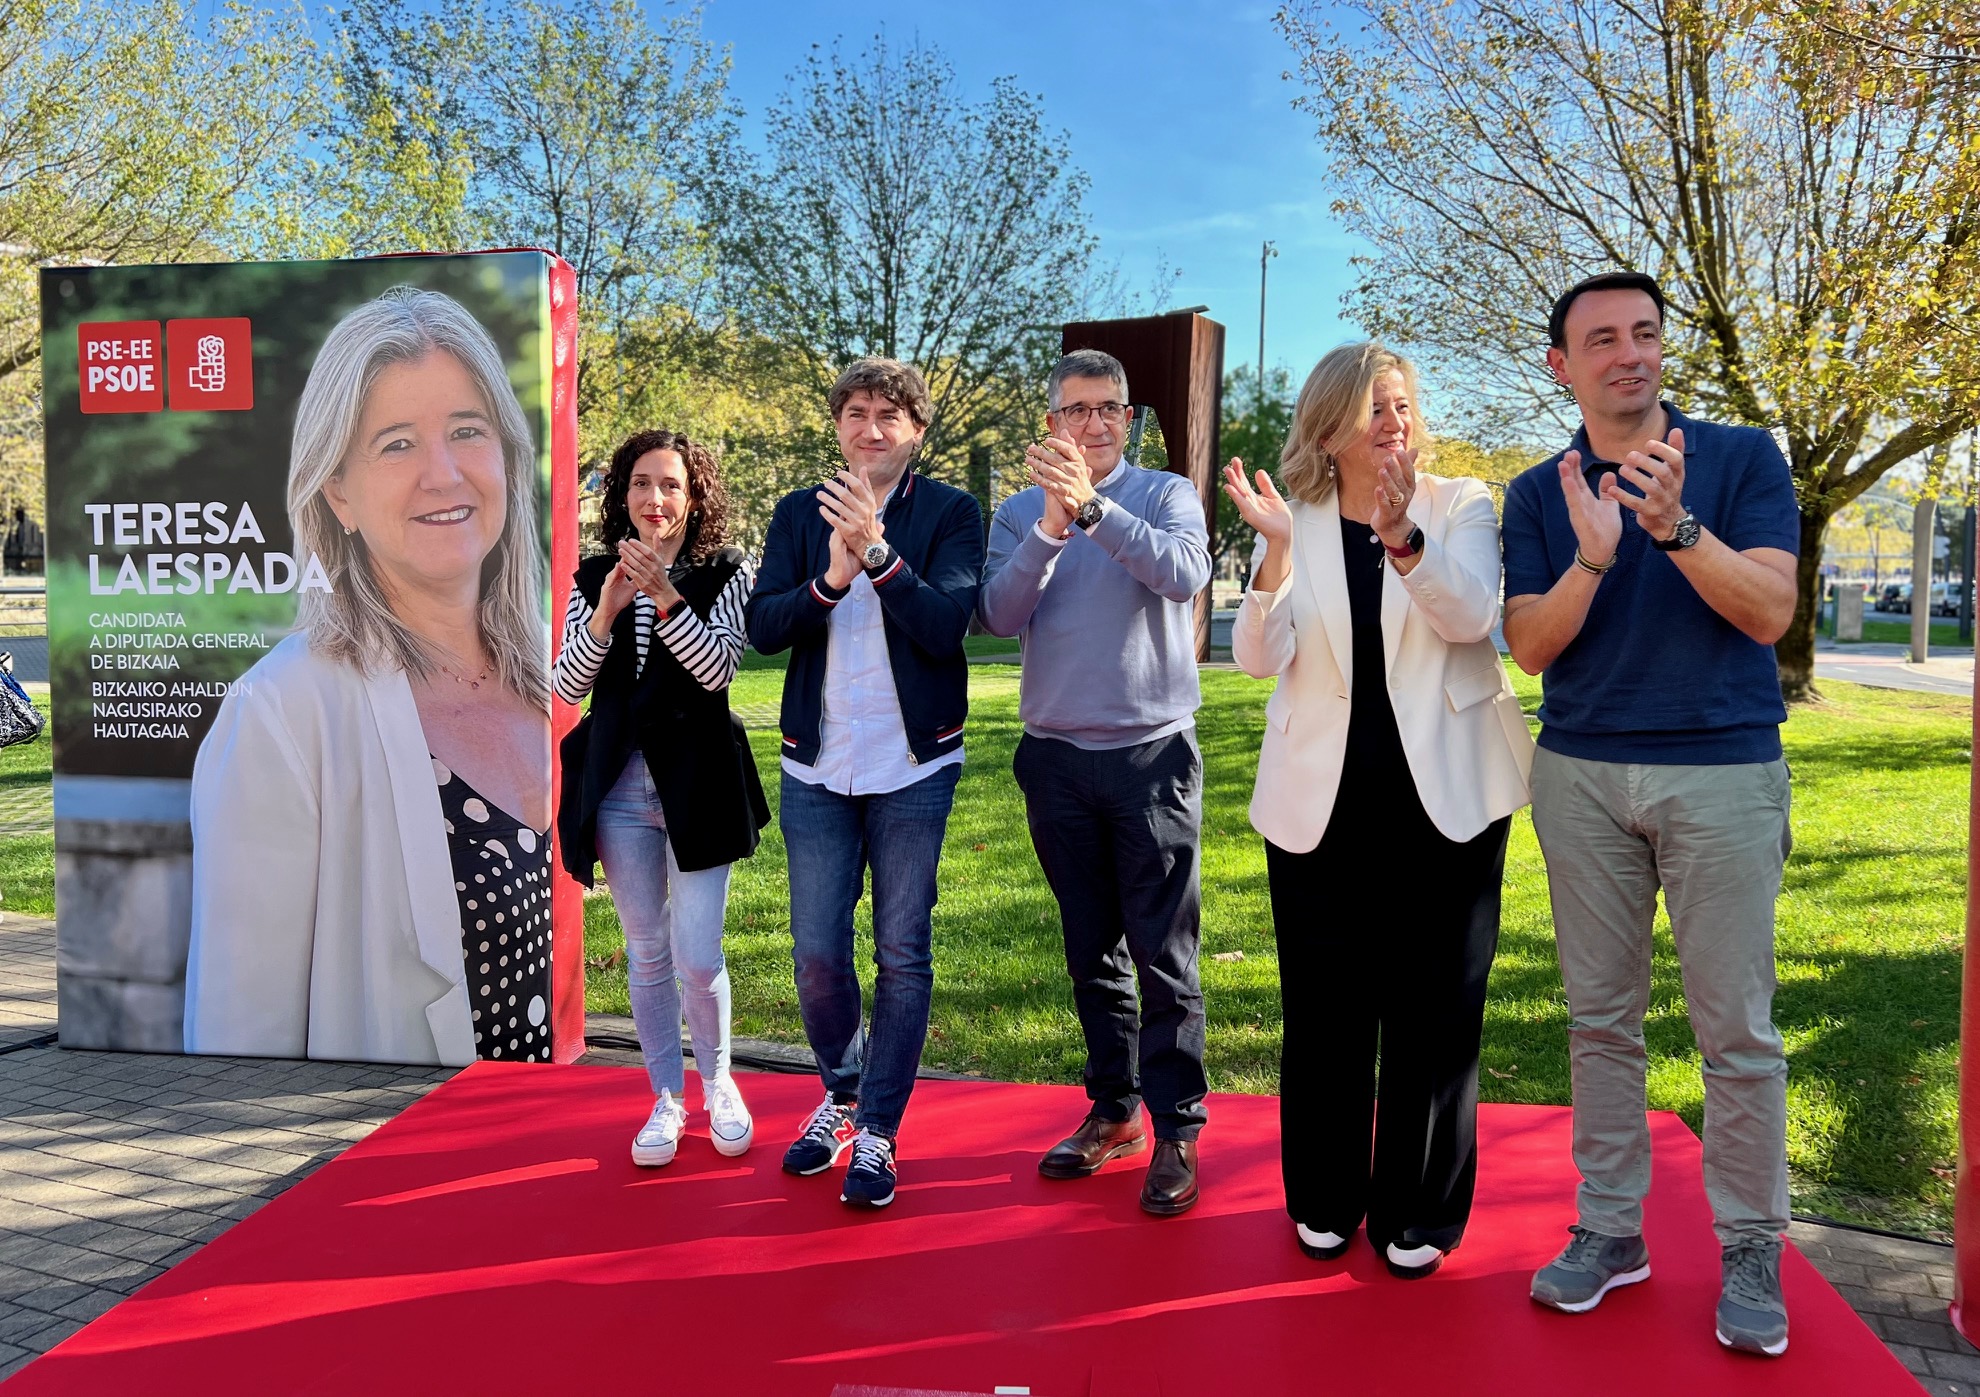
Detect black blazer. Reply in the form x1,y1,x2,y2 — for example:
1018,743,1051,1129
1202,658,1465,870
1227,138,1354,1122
557,548,769,882
744,468,983,767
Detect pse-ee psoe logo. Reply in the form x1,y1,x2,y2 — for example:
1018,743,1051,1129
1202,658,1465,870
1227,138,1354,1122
77,318,254,415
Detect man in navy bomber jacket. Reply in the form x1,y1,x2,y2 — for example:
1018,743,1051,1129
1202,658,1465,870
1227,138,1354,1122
744,356,983,1211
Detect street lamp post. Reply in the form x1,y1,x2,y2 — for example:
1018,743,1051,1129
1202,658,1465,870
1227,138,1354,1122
1258,241,1277,419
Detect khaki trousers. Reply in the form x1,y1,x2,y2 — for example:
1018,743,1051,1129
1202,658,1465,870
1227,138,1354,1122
1531,747,1792,1246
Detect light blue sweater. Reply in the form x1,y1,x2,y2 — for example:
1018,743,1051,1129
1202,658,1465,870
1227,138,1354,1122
978,462,1211,750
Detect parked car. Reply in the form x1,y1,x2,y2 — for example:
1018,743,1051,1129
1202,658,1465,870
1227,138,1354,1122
1878,581,1955,616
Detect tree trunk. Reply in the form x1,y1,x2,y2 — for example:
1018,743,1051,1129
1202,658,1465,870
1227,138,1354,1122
1777,508,1832,703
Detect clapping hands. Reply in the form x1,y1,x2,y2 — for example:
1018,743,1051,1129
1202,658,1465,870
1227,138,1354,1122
1028,436,1094,536
1221,458,1292,546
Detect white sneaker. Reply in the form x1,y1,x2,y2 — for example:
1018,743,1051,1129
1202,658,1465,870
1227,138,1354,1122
1296,1223,1350,1259
705,1074,754,1158
631,1089,688,1167
1386,1239,1447,1279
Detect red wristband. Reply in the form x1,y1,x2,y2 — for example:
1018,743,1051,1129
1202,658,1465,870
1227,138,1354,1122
1384,526,1424,559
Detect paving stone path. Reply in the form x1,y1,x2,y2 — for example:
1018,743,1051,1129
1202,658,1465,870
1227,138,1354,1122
0,911,1969,1389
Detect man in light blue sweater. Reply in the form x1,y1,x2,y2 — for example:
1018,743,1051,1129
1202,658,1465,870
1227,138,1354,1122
979,348,1214,1216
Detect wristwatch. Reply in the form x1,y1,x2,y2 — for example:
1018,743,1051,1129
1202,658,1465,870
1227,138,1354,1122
1383,526,1424,559
861,540,893,571
1074,497,1105,532
1651,511,1702,551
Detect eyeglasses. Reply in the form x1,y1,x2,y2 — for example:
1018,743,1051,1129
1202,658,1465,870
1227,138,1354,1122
1052,401,1129,427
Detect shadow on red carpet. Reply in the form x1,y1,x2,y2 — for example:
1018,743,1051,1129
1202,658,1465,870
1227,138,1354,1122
0,1064,1918,1396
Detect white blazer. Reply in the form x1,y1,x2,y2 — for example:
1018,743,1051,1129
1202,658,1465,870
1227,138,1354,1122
185,633,477,1066
1232,473,1534,853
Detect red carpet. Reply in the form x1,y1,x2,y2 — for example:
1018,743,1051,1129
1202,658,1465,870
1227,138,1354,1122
3,1065,1919,1396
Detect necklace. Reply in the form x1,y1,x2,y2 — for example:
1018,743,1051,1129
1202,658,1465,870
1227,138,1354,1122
438,660,493,690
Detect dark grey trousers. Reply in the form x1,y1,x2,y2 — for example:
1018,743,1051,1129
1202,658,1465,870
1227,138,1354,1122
1014,730,1209,1140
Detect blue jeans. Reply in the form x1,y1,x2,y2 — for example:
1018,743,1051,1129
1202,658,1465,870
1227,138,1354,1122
595,754,734,1097
780,764,961,1137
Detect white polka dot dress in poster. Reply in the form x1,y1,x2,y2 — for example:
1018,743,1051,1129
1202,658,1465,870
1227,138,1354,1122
39,253,586,1065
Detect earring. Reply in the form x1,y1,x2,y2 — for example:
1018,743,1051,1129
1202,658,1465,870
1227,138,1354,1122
342,525,355,536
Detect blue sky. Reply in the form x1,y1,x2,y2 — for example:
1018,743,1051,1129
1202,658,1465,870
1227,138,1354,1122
691,0,1364,385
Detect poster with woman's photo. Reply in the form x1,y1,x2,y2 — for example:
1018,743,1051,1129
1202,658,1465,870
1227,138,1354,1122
39,252,583,1065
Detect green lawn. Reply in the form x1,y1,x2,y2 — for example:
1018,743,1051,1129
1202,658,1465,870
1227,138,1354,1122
1846,617,1967,647
584,663,1972,1237
0,692,51,917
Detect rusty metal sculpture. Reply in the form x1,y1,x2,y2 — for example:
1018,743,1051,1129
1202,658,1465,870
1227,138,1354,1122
1060,310,1226,658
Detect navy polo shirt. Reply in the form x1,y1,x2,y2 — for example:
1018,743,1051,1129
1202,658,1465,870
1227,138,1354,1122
1501,403,1800,764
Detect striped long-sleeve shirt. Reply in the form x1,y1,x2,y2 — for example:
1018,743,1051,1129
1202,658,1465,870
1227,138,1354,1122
552,560,753,704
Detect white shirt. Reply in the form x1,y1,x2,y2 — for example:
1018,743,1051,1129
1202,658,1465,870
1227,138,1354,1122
782,498,965,796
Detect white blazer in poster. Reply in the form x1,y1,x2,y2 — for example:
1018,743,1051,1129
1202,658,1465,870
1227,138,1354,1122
39,253,582,1066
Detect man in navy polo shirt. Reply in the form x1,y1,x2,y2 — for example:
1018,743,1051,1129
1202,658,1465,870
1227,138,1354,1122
1501,272,1801,1356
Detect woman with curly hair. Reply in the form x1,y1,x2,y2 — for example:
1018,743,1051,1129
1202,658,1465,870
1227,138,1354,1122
554,429,768,1166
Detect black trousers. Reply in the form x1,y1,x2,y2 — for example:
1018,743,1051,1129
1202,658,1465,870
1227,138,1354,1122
1014,731,1209,1140
1267,810,1511,1251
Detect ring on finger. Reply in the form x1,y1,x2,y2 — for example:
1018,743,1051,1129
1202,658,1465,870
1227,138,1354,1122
1387,492,1405,505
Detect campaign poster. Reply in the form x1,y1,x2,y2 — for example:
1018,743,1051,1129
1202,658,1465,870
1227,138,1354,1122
39,252,584,1065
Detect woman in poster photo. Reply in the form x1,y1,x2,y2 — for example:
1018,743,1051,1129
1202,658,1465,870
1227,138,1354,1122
553,430,767,1167
185,286,552,1067
1224,342,1533,1278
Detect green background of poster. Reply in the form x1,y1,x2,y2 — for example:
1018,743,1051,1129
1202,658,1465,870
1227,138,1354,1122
40,254,552,778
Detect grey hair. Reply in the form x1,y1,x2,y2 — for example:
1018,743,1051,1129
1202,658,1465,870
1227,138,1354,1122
287,286,548,711
1048,349,1130,410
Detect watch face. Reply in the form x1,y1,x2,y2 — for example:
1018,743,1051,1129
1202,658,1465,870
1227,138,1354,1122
863,542,889,567
1655,513,1702,550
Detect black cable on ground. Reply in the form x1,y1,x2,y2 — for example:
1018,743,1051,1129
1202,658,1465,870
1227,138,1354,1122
1791,1211,1950,1248
0,1032,56,1057
582,1033,815,1076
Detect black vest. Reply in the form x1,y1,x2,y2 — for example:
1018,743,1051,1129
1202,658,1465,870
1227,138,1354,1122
556,547,769,882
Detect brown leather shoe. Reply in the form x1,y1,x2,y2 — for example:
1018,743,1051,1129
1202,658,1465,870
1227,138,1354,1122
1038,1111,1148,1179
1139,1139,1199,1216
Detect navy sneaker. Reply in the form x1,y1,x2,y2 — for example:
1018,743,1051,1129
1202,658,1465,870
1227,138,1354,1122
840,1129,898,1208
782,1094,857,1176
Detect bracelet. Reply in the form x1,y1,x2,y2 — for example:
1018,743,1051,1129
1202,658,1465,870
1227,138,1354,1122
1574,548,1616,576
1384,525,1424,559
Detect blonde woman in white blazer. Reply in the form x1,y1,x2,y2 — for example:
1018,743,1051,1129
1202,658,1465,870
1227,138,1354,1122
1225,342,1533,1280
186,288,552,1067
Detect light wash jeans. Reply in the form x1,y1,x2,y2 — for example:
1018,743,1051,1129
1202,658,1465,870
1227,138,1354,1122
595,754,734,1097
1531,747,1793,1247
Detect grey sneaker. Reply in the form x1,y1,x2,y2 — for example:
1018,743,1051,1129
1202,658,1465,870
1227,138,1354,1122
1717,1240,1789,1356
1530,1225,1652,1312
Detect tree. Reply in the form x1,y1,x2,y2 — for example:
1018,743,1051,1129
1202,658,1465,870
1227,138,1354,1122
1217,365,1297,572
317,0,735,464
0,0,319,525
703,34,1116,484
1278,0,1980,699
1765,0,1978,85
0,0,316,378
